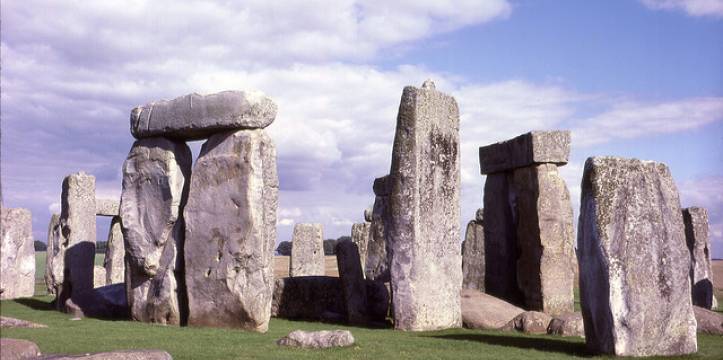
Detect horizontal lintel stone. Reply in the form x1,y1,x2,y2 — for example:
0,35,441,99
479,131,570,174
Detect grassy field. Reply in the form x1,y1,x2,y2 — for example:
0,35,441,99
3,253,720,359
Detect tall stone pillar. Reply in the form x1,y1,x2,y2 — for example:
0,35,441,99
462,209,484,291
365,175,392,282
683,207,717,310
45,213,63,295
104,216,125,285
0,207,35,299
289,223,324,277
120,138,191,325
578,157,696,356
479,131,574,315
388,80,462,331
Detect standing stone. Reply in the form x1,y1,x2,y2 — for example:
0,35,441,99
350,222,370,273
683,207,717,310
578,157,697,356
184,129,278,332
120,138,191,325
104,216,125,285
512,164,574,315
94,266,107,288
45,213,64,295
462,209,484,291
336,240,368,325
388,80,462,331
131,91,277,140
0,208,35,299
289,224,324,277
366,175,392,282
59,172,96,306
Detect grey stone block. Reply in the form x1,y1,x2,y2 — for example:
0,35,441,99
479,131,570,174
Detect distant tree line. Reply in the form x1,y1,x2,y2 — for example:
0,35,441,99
276,235,352,256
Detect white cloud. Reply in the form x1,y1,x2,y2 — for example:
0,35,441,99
641,0,723,17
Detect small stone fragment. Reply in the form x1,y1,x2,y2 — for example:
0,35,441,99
277,330,355,349
0,338,41,360
289,223,324,277
0,207,35,299
547,312,585,337
503,311,553,334
43,350,173,360
478,131,570,174
0,316,48,328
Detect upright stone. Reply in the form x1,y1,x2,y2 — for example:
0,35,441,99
120,138,191,325
578,157,697,356
45,213,63,295
350,222,370,273
0,208,35,299
336,240,368,325
512,163,574,315
104,216,125,285
388,80,462,331
184,129,278,332
131,91,277,140
366,175,392,282
59,172,96,305
462,209,484,291
289,224,324,277
683,207,717,310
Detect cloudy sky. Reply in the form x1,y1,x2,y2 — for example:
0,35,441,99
2,0,722,256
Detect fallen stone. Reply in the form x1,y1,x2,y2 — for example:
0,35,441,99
45,213,64,295
460,289,524,330
478,130,570,174
0,316,48,328
289,223,324,277
365,175,392,282
335,240,368,325
95,198,119,217
462,214,484,291
503,311,553,334
350,222,370,271
131,90,277,140
512,163,575,315
120,138,191,325
0,207,35,299
43,350,173,360
58,172,96,308
547,312,585,337
388,80,462,331
271,276,345,321
0,338,41,360
104,216,125,285
578,156,697,356
683,207,717,310
184,129,278,332
277,330,355,349
693,306,723,335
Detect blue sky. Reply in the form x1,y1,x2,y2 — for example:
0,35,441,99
2,0,722,256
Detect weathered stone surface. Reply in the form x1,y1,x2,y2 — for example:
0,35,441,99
184,129,278,332
478,131,570,174
503,311,553,334
131,90,277,140
277,330,355,349
693,306,723,335
335,240,368,325
350,222,370,271
364,208,373,222
0,207,35,299
462,214,484,291
1,316,47,328
460,289,524,330
578,156,697,356
94,266,107,288
366,175,392,282
512,164,575,315
120,138,191,325
483,173,523,306
59,172,96,308
0,338,41,360
62,283,129,320
44,350,173,360
475,208,483,222
289,223,324,277
366,279,391,324
388,80,462,331
547,312,585,337
96,198,120,216
683,207,717,310
45,213,64,295
271,276,345,321
104,216,125,285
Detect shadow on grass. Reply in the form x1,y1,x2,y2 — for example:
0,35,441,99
13,297,55,312
427,333,590,357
